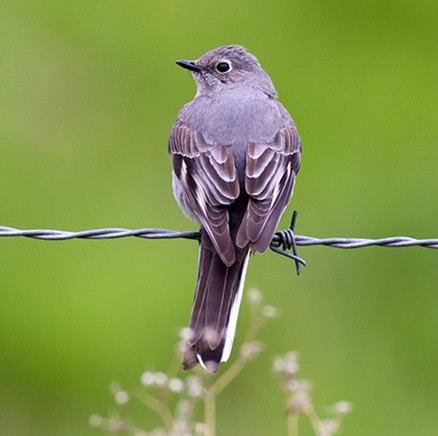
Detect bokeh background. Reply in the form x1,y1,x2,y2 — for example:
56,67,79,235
0,1,437,435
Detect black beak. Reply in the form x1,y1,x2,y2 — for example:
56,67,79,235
175,60,202,72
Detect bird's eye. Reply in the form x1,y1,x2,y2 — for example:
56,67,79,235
216,62,231,73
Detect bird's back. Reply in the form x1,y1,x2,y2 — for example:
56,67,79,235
176,88,290,181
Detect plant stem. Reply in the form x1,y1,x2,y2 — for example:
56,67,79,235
303,403,322,435
209,355,248,396
136,390,174,431
287,413,298,436
204,390,216,436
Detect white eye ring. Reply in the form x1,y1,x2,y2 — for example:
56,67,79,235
216,61,232,73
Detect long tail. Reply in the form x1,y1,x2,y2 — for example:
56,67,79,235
183,231,250,373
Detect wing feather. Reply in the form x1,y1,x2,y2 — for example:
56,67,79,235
236,124,302,253
169,121,240,266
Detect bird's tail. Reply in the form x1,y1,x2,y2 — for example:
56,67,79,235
183,231,250,373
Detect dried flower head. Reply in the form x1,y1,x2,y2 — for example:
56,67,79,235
194,422,208,435
179,327,193,341
240,341,264,360
273,351,300,376
109,418,126,434
186,375,203,398
88,414,103,428
262,305,279,318
334,400,352,415
176,399,193,421
168,377,184,393
114,390,129,405
153,372,168,386
318,419,339,436
140,371,155,386
247,288,263,304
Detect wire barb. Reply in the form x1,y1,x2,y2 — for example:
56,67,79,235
270,210,306,275
1,212,437,276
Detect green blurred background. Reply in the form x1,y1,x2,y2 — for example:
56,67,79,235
0,1,437,435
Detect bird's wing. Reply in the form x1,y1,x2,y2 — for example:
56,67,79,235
236,124,302,253
169,121,240,266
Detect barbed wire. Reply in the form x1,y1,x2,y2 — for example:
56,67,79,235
1,211,436,275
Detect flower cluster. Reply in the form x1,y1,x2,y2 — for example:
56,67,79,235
273,351,351,436
89,289,351,436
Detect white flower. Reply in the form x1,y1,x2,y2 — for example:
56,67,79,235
186,376,203,398
140,371,155,386
154,372,168,386
179,327,193,340
273,356,285,373
283,351,300,375
168,377,184,393
88,414,102,427
318,419,339,436
247,288,262,303
114,390,129,405
109,419,126,434
194,422,208,435
262,305,279,318
334,400,352,414
240,341,264,359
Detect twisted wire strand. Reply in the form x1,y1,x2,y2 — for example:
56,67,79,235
2,221,436,277
1,208,436,278
1,225,436,248
0,226,201,241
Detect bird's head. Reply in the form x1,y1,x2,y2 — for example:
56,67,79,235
175,45,277,97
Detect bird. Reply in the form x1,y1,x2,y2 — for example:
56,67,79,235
168,45,302,373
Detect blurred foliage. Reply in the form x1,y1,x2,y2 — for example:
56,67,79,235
0,1,437,435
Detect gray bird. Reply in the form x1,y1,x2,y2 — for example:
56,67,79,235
169,45,302,372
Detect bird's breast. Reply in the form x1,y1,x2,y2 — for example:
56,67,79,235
182,93,283,146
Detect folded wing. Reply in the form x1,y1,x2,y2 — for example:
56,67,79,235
169,121,240,266
236,125,302,253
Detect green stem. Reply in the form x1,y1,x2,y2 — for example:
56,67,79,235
136,390,174,431
209,355,247,396
303,403,321,435
287,413,298,436
204,390,216,436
